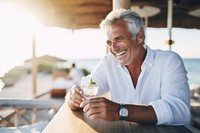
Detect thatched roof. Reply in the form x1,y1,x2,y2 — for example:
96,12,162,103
25,55,66,63
1,0,200,29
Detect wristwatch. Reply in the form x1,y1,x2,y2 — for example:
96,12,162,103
119,104,128,120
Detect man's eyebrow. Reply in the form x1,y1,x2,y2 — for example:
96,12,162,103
114,35,124,40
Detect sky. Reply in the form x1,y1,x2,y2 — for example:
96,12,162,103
0,3,200,77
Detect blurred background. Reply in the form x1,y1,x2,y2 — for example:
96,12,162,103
0,0,200,131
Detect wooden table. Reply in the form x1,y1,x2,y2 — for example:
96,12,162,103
43,102,192,133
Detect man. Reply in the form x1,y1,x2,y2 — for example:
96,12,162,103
67,9,190,125
51,63,83,96
67,63,83,86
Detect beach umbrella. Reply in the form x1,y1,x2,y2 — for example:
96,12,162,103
25,55,66,64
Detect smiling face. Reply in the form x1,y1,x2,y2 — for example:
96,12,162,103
106,20,144,67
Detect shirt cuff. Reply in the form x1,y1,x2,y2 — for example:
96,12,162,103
149,100,173,125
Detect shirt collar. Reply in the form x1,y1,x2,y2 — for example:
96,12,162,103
142,45,154,68
115,45,155,68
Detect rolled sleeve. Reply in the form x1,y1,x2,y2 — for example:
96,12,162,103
149,100,173,125
149,96,190,125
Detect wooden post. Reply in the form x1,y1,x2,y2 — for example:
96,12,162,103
167,0,173,50
31,108,37,124
112,0,130,10
14,109,19,126
32,35,37,97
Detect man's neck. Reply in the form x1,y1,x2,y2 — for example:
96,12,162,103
127,45,147,71
126,46,147,88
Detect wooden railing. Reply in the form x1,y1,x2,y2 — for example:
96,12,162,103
0,99,64,127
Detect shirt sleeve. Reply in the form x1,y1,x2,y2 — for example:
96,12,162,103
149,52,190,125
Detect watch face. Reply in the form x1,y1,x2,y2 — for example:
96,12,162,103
120,108,128,117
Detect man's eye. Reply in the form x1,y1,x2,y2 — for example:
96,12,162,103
116,39,121,42
106,41,112,46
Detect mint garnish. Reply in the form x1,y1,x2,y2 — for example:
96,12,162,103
87,74,96,86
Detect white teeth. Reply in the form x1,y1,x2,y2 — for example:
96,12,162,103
116,50,127,56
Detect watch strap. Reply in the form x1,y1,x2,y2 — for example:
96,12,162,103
119,104,128,120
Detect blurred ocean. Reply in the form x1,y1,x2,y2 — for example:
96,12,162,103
183,59,200,86
65,58,101,72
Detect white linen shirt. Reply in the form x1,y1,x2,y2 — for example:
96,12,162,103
91,45,190,125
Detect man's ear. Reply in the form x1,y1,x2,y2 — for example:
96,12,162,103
137,29,145,44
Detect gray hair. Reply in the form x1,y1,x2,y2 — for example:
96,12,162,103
100,9,144,39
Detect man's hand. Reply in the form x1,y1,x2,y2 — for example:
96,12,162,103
67,85,86,110
80,97,120,121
